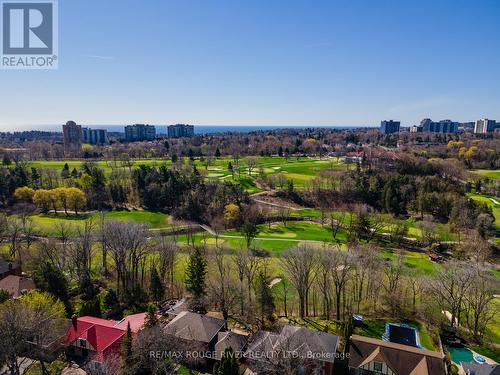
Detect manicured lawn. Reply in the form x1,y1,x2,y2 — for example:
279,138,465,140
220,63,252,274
291,208,323,218
104,210,171,227
468,193,500,227
26,210,171,236
224,221,347,247
380,215,457,242
252,221,337,241
483,299,500,345
471,169,500,181
381,249,440,276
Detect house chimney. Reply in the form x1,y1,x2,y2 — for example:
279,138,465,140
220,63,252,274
72,314,78,329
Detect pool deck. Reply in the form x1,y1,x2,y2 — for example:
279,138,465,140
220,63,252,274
455,348,498,375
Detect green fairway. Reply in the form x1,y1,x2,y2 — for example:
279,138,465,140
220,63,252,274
468,193,500,225
176,221,346,255
381,249,440,276
380,215,457,242
26,210,171,236
471,169,500,180
225,221,345,243
290,208,323,218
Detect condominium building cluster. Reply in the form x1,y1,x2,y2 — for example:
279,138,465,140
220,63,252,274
124,124,156,142
63,121,196,149
380,118,498,134
167,124,195,138
62,121,109,148
474,118,497,134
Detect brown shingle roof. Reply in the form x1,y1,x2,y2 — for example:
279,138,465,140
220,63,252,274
0,275,34,298
349,335,446,375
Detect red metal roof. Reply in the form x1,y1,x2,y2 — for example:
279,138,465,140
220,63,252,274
64,316,126,362
78,316,118,327
113,312,148,333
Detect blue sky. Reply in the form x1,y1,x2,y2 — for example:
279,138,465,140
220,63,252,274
1,0,499,130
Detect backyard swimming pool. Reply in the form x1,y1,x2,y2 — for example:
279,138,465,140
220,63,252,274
447,346,474,364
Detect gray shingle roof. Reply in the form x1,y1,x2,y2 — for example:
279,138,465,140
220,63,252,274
164,311,225,343
0,260,20,275
245,325,339,364
463,363,500,375
215,331,247,360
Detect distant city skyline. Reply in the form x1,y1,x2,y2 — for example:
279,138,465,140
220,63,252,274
1,0,499,130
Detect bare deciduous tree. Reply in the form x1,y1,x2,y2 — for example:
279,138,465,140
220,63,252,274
425,262,474,328
280,246,318,319
317,249,334,319
70,220,95,295
381,253,406,316
104,220,150,300
156,237,179,299
208,246,237,323
330,248,353,320
464,271,498,340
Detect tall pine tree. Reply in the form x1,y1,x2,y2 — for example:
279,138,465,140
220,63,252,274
185,246,207,312
150,266,164,303
121,322,133,370
255,272,275,326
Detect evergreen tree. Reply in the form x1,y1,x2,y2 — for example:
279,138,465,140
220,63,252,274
255,272,275,325
103,288,119,311
61,163,70,179
122,322,133,369
215,148,221,158
32,262,72,315
150,266,164,303
185,246,207,310
213,348,239,375
0,289,10,303
70,167,79,178
2,154,11,165
79,297,101,317
145,304,158,328
31,167,41,188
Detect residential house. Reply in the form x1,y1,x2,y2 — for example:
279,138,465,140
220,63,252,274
348,335,446,375
244,325,340,375
0,275,34,298
463,363,500,375
214,331,247,360
113,312,149,333
161,298,188,318
64,314,147,364
163,311,225,353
